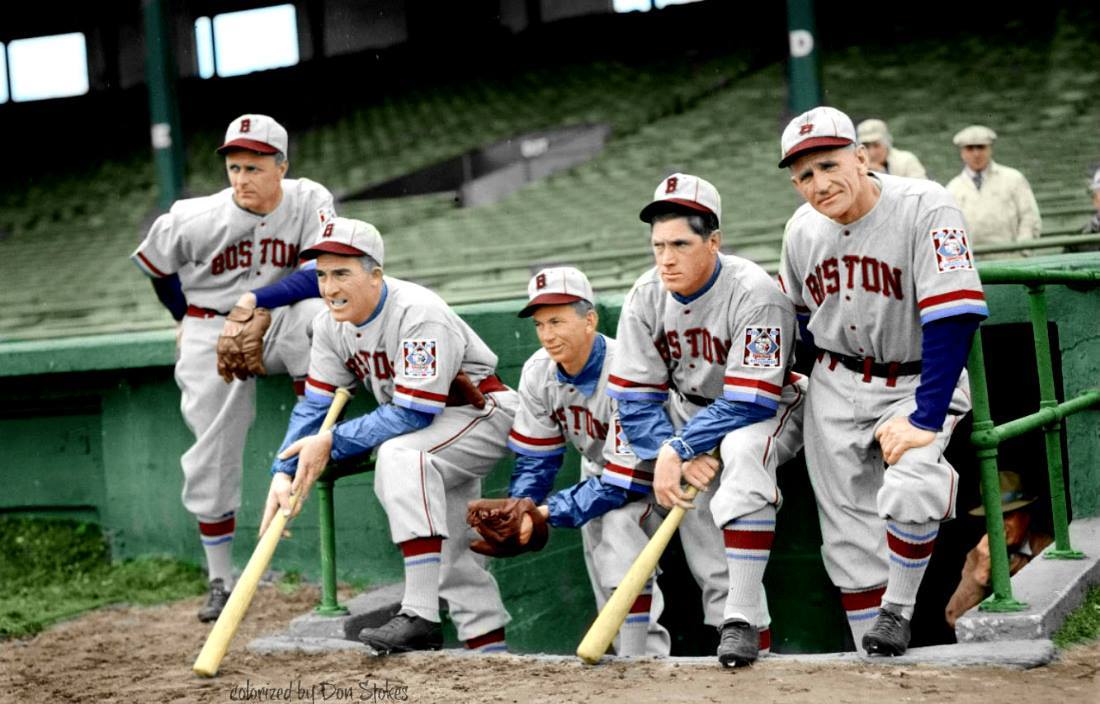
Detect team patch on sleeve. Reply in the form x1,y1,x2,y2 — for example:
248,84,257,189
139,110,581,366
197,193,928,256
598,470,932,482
317,205,336,226
930,228,975,273
401,339,438,379
742,327,782,368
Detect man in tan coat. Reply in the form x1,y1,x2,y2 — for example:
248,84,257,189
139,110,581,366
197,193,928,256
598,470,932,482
946,125,1041,259
857,119,927,179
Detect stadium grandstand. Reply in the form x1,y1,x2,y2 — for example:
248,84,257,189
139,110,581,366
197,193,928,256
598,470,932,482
0,1,1098,341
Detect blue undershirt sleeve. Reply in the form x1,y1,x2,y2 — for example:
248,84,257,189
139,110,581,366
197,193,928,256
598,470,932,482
909,314,982,431
669,399,776,459
617,399,676,461
270,395,333,475
252,266,320,309
151,273,187,321
797,316,817,358
508,454,563,505
328,404,434,462
545,477,633,528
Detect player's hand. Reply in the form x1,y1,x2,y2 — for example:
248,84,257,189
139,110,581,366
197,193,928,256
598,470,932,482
875,416,936,465
259,472,294,538
518,505,550,545
681,453,719,491
277,431,334,519
654,445,694,510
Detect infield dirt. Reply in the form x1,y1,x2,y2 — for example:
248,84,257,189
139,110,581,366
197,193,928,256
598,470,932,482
2,584,1098,704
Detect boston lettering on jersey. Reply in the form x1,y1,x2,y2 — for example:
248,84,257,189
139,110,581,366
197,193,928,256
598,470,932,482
552,405,609,442
803,255,904,306
210,238,301,276
655,329,732,366
345,350,395,381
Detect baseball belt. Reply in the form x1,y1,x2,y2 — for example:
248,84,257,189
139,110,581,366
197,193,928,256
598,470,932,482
822,350,921,380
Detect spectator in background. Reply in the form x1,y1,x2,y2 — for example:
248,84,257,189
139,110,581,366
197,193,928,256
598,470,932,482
857,119,927,179
1067,168,1100,253
944,470,1052,628
946,125,1041,259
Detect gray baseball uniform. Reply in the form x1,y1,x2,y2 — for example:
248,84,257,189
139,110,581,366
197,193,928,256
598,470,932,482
508,335,671,655
131,178,334,520
610,253,805,629
779,172,988,592
305,276,516,641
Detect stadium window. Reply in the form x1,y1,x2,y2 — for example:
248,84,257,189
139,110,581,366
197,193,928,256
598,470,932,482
194,4,299,79
614,0,704,10
7,32,89,102
0,44,7,103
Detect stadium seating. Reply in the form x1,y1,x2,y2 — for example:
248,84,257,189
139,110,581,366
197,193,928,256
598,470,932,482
0,13,1098,341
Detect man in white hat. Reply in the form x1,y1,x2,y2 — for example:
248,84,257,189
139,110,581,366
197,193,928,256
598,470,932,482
777,106,988,656
608,173,806,667
130,114,336,621
260,217,518,655
464,266,672,657
946,125,1041,258
856,119,927,179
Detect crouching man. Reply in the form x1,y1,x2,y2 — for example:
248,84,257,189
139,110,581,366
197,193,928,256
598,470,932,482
260,217,518,654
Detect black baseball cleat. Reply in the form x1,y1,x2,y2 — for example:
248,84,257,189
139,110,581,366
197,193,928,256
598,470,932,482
717,619,758,668
197,578,231,623
862,606,911,656
358,612,443,654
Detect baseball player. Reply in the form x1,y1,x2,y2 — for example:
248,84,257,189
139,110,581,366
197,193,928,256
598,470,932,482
777,106,988,655
259,217,517,654
130,114,335,621
465,266,671,657
608,174,806,667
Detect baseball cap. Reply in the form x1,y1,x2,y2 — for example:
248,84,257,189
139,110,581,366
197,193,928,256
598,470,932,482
857,118,891,145
639,173,722,224
518,266,595,318
300,217,385,265
953,125,997,148
778,106,857,168
217,114,289,155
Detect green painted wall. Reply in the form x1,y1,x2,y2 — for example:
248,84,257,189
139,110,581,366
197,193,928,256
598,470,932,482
1,254,1097,655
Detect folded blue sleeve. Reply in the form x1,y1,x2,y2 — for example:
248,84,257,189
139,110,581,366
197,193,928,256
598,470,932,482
329,404,434,462
671,399,776,459
909,314,981,431
617,399,676,460
545,476,633,529
253,265,320,309
151,273,187,321
509,453,563,505
270,394,333,475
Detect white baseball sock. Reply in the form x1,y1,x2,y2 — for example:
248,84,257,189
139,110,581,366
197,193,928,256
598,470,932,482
841,585,886,653
399,536,443,622
883,520,939,620
722,506,776,626
197,512,235,588
617,580,655,656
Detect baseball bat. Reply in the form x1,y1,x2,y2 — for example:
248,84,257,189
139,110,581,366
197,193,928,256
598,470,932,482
192,387,352,678
576,484,699,664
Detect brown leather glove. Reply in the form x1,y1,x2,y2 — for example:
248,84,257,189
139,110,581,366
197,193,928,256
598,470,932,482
216,306,272,382
467,497,549,557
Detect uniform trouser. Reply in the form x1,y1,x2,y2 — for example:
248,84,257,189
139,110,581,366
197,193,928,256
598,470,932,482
373,390,518,641
707,374,807,627
175,299,324,518
580,494,672,655
803,357,971,591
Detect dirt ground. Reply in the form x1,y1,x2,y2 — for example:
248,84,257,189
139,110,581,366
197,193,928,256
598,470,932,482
2,585,1098,704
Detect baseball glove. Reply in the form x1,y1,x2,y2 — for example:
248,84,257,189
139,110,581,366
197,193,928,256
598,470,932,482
467,497,549,557
216,306,272,382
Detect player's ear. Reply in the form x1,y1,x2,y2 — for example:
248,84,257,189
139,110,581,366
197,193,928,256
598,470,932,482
585,308,598,332
708,229,722,252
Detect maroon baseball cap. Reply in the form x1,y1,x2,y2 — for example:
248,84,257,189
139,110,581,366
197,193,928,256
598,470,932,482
300,217,385,264
217,114,288,155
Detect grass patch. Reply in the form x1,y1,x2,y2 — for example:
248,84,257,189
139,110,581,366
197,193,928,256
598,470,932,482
0,517,207,639
1053,585,1100,648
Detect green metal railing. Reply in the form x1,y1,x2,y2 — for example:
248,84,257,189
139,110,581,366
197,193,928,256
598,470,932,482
968,265,1100,612
314,445,375,615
